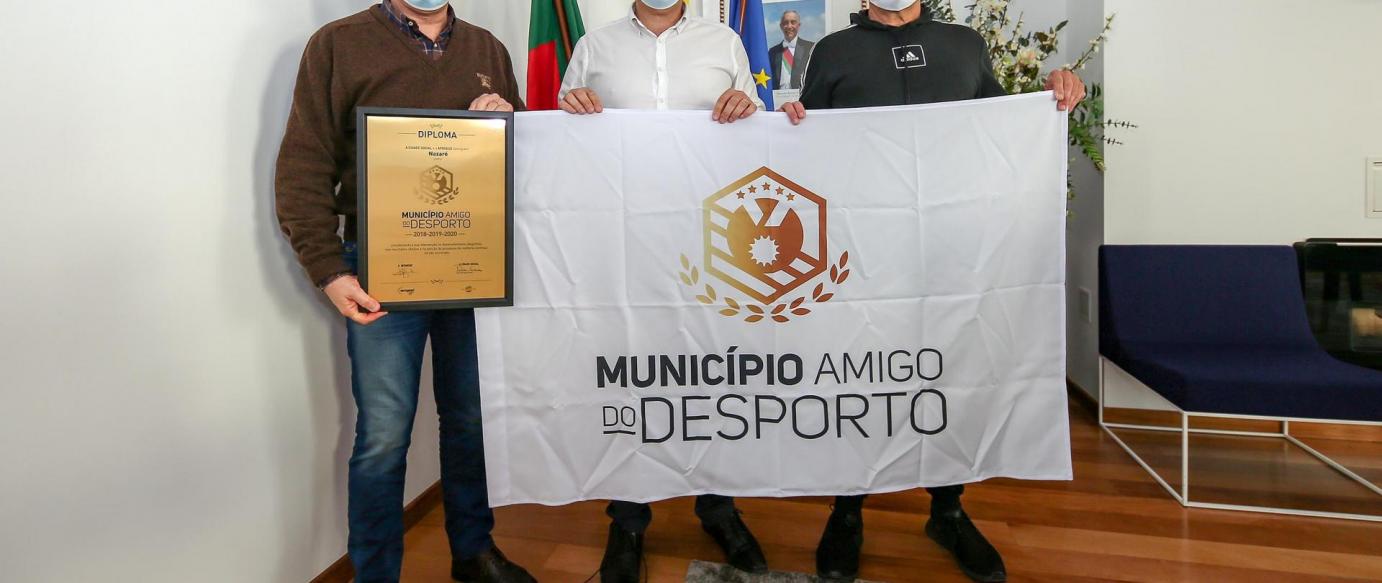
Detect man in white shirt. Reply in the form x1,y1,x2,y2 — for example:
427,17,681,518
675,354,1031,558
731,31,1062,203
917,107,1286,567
558,0,763,122
768,10,814,90
557,2,768,582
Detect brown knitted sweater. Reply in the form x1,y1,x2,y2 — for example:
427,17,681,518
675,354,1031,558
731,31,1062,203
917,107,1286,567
274,6,524,285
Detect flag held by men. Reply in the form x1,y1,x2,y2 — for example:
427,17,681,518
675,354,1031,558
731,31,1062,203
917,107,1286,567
479,94,1071,504
527,0,586,110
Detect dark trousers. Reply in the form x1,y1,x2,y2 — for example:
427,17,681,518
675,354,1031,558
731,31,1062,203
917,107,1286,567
607,495,738,533
835,485,965,514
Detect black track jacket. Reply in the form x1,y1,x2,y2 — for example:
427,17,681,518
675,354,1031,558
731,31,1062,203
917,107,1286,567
799,10,1006,109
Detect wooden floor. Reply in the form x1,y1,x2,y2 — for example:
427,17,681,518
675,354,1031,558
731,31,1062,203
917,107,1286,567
399,398,1382,582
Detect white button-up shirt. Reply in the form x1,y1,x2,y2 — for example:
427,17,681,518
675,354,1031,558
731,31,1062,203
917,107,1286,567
559,9,765,111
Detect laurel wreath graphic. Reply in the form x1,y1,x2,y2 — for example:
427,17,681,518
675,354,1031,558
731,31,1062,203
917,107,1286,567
678,251,851,324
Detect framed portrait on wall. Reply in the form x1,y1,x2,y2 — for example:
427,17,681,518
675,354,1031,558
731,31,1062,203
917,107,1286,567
705,1,868,103
704,0,869,27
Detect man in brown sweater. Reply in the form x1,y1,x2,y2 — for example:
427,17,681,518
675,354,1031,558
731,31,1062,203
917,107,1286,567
274,2,534,582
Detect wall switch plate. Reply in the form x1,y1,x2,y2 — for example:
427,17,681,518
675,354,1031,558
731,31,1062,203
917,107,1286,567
1369,157,1382,218
1078,287,1094,323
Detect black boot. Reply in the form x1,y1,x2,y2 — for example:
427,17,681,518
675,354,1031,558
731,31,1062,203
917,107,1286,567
599,522,644,583
451,546,536,583
815,505,864,581
701,511,768,574
925,510,1006,582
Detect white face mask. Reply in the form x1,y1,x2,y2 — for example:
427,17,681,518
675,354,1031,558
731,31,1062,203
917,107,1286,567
402,0,448,12
639,0,682,10
869,0,919,11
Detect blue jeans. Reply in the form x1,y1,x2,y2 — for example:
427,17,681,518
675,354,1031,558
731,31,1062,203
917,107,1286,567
343,243,494,582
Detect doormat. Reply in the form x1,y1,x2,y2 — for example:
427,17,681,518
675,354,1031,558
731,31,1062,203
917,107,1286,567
685,560,883,583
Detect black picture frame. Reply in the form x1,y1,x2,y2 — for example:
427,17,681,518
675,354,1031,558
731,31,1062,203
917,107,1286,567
355,106,515,311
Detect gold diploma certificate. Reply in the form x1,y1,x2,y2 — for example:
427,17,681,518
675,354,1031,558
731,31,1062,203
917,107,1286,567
357,108,514,309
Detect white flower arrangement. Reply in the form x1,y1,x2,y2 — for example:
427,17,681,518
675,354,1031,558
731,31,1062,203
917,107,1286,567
925,0,1133,178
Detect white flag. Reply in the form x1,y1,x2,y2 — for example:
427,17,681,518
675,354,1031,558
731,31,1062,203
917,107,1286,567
479,93,1071,506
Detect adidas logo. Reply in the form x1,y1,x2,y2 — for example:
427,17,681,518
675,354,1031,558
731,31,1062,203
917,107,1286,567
891,44,927,69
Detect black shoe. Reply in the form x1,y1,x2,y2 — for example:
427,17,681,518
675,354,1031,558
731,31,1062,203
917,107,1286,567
701,511,769,574
815,506,863,582
451,546,536,583
599,522,645,583
925,510,1006,582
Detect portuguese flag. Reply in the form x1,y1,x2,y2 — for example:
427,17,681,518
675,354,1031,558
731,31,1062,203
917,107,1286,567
527,0,586,110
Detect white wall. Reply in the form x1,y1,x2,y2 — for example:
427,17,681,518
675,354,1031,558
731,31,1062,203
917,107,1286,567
1063,0,1107,397
1104,0,1382,244
0,2,444,581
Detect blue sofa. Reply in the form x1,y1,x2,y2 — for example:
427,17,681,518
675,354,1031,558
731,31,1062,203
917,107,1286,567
1099,245,1382,423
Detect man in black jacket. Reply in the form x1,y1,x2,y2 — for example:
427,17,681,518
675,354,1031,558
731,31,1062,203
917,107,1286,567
779,2,1084,582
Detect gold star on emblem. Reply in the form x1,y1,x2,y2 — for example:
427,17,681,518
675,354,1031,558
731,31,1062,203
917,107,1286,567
753,68,771,89
787,193,796,201
762,182,771,191
748,186,758,193
775,187,785,196
736,191,746,199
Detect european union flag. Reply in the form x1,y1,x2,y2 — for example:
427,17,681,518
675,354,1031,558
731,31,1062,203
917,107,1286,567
727,0,775,111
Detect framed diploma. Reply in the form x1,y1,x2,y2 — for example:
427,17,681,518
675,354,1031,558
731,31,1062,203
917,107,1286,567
356,107,514,310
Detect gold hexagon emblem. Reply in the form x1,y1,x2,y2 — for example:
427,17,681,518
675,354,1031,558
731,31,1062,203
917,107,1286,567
678,167,851,324
416,165,460,205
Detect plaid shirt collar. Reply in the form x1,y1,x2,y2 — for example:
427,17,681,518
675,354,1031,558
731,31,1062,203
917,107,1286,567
381,0,455,60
